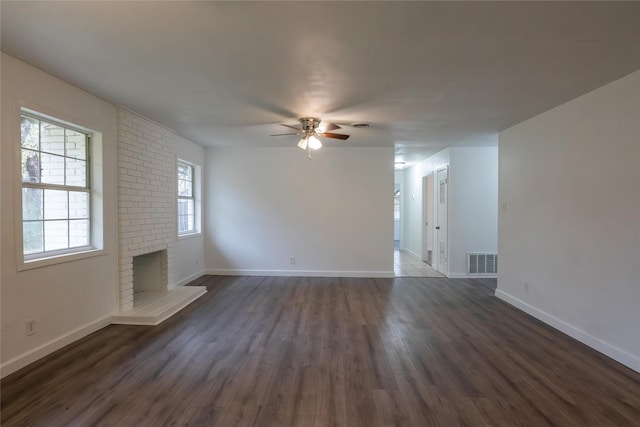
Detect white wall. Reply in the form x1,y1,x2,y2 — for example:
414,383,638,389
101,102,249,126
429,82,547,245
448,147,499,276
204,147,394,276
497,70,640,372
1,54,118,376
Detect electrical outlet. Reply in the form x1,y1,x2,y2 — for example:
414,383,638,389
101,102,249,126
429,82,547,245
524,282,530,293
26,319,36,336
289,256,296,265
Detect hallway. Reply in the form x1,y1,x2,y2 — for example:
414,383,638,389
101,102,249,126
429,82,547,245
394,249,444,277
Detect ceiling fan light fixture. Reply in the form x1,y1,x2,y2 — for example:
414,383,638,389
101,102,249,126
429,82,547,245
308,134,322,150
271,117,350,157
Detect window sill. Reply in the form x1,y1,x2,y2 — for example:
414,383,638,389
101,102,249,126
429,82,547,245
18,247,106,272
177,232,202,241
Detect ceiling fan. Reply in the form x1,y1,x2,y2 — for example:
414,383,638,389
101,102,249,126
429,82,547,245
271,117,350,158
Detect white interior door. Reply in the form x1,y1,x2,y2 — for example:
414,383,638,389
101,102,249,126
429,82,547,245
435,168,448,275
422,174,434,264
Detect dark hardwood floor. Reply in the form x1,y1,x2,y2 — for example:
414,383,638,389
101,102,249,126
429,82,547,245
2,275,639,426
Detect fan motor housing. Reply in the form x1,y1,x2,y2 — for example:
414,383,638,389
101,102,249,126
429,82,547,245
299,117,321,132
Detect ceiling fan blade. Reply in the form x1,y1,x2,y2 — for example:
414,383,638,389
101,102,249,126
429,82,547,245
322,123,341,131
320,132,350,140
280,124,302,131
270,132,299,136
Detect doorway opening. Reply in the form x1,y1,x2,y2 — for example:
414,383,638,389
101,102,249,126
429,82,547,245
394,170,443,277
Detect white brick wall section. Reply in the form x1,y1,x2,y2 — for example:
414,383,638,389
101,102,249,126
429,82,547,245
116,108,180,312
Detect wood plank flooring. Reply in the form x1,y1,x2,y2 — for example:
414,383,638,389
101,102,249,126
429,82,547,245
2,275,640,426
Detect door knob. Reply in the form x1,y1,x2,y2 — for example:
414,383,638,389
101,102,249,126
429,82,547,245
435,226,440,230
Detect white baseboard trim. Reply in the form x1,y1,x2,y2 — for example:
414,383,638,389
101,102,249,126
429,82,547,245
204,269,394,278
0,314,112,379
171,270,205,287
495,289,640,373
448,274,497,279
400,248,422,261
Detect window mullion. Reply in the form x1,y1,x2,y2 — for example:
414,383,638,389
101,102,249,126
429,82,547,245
42,185,46,252
64,127,67,182
85,134,91,190
38,116,42,153
23,182,90,192
67,191,70,248
64,128,69,249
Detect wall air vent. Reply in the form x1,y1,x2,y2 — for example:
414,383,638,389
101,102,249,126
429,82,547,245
467,253,498,275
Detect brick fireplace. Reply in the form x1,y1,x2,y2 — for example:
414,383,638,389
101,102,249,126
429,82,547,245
112,108,206,325
116,108,177,312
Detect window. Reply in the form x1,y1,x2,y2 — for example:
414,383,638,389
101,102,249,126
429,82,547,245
21,113,92,259
177,160,195,235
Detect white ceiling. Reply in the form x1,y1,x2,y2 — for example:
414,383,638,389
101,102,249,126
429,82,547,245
2,1,639,164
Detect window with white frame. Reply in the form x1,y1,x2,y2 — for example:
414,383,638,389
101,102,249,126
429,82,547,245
177,160,196,235
20,113,92,259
